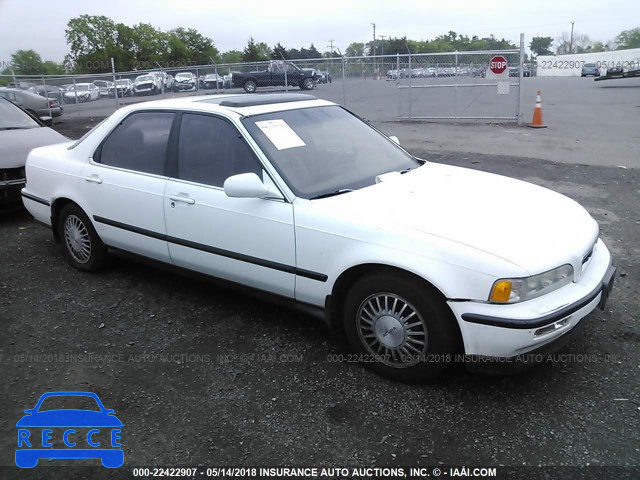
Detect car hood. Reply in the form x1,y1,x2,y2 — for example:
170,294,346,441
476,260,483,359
0,127,69,168
135,80,155,85
175,78,193,83
313,162,598,274
16,410,123,427
64,91,88,97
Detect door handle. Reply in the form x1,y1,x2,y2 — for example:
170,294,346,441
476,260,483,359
84,175,103,184
169,195,195,205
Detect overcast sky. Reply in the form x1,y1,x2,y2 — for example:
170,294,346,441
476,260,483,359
0,0,638,63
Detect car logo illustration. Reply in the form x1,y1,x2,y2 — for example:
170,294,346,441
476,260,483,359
16,391,123,468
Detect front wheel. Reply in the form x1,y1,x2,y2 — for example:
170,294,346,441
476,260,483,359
57,204,108,271
301,77,315,90
343,273,459,383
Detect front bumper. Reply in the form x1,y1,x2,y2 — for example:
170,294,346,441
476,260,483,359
173,83,195,91
448,239,614,358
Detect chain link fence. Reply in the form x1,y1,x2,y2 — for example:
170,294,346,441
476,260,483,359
0,38,524,123
395,49,523,120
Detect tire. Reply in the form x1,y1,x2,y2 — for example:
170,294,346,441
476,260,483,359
243,80,257,93
57,204,108,272
342,272,459,383
301,77,314,90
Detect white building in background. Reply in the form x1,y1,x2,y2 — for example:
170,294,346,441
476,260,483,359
536,48,640,77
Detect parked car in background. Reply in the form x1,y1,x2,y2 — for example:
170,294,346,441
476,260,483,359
21,93,616,383
317,71,332,84
133,75,162,96
92,80,113,97
581,63,599,77
108,79,134,97
148,71,173,92
605,58,640,77
5,81,35,90
202,73,224,89
27,85,64,103
0,87,62,117
173,72,197,92
231,61,319,93
386,69,398,81
63,83,100,103
0,97,67,211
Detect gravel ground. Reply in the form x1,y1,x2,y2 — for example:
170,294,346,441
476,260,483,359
0,119,638,479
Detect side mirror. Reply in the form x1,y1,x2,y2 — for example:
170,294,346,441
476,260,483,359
224,173,283,200
24,409,34,414
40,116,53,126
389,135,400,145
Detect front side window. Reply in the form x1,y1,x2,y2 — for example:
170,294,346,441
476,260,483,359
177,113,262,187
0,91,17,102
96,112,174,175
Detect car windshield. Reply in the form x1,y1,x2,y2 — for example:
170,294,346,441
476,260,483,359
38,395,101,412
71,85,90,91
0,98,40,129
175,73,192,80
242,106,419,198
584,63,596,67
137,76,153,82
116,80,129,86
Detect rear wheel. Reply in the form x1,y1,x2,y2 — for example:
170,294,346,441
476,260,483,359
57,204,108,271
244,80,257,93
343,272,459,383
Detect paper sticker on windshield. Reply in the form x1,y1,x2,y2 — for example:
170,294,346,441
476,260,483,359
255,119,305,150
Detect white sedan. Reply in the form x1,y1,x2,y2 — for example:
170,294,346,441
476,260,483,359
21,94,616,382
63,83,100,103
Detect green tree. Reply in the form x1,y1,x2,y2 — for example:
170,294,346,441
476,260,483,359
9,49,43,75
616,28,640,49
167,27,219,64
42,60,65,75
65,15,125,72
220,50,243,64
243,37,265,62
307,44,322,59
271,42,289,60
529,37,553,57
345,42,365,57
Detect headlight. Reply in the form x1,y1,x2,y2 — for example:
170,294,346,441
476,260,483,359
489,264,574,303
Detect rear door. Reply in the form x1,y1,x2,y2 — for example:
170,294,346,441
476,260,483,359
82,111,175,262
163,112,296,298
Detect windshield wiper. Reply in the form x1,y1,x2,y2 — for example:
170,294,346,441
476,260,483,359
309,189,354,200
0,126,32,130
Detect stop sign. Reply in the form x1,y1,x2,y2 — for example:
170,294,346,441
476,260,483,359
489,55,508,75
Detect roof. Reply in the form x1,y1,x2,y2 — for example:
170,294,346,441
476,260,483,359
200,93,316,108
116,93,336,117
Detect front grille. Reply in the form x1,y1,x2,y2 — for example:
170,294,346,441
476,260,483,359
0,167,25,182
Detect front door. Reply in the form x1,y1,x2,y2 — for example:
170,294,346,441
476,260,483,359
163,112,296,298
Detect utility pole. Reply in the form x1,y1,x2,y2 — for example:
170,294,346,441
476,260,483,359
328,39,335,72
371,22,376,78
379,35,387,77
569,21,575,54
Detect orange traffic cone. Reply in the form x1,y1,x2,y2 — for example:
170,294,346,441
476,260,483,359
528,90,547,128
